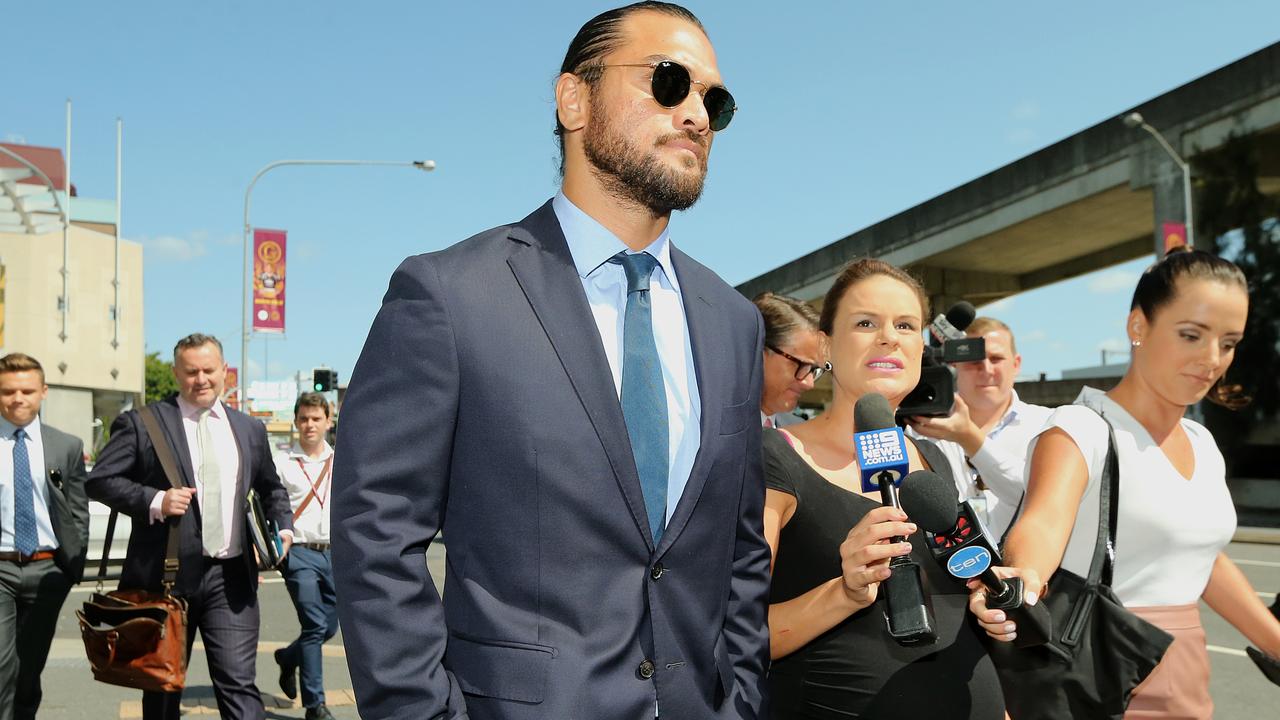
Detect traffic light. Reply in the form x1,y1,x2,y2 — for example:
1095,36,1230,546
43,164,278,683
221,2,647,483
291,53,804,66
312,368,337,392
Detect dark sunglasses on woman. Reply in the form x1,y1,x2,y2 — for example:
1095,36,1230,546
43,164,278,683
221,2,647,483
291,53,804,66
601,60,737,131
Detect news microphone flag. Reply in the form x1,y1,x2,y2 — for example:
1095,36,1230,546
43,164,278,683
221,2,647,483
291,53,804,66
855,426,908,493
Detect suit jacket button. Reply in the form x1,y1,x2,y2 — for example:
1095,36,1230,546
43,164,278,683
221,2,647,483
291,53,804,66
650,562,664,580
638,660,656,679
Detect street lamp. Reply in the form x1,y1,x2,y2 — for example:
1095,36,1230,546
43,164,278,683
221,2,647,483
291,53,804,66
1123,112,1194,249
240,158,435,407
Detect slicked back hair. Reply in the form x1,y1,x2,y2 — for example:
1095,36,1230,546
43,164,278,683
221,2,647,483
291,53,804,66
554,1,706,176
0,353,44,384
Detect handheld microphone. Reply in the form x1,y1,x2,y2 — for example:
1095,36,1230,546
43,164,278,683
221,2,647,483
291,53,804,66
898,471,1052,648
853,394,935,646
930,301,986,363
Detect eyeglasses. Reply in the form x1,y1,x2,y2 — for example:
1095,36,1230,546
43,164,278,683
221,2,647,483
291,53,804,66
600,60,737,131
767,345,830,382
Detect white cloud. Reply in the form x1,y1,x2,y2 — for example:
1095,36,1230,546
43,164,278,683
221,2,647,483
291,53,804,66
1006,128,1036,146
981,297,1015,313
142,233,207,262
1012,100,1040,121
1020,329,1047,343
1097,338,1130,353
1088,269,1138,294
4,133,27,144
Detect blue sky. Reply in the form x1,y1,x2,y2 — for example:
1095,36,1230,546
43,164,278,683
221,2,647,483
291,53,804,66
8,1,1279,389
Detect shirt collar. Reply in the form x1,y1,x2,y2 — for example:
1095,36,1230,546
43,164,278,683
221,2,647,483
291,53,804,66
0,415,40,441
176,395,225,421
287,441,333,461
551,191,679,292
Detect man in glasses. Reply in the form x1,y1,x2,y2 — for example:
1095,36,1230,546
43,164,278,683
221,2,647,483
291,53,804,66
753,292,824,428
333,3,768,720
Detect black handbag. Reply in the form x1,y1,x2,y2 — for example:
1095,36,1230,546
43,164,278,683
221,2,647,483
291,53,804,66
993,409,1174,719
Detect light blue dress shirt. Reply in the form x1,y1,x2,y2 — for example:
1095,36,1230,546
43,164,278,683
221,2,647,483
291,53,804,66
0,416,60,552
552,192,702,526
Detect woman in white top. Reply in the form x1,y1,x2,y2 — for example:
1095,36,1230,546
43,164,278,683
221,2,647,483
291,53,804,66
970,248,1280,718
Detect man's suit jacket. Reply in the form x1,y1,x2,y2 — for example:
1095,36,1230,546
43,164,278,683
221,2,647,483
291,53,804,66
39,424,90,583
333,201,771,720
87,396,293,595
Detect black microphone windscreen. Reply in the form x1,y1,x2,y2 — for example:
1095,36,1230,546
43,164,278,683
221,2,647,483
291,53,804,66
898,470,958,534
944,302,977,332
853,393,895,433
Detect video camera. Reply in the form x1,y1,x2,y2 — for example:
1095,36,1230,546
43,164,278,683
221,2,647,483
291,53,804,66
897,301,986,418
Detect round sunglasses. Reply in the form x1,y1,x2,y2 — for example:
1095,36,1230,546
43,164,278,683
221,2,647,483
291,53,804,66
601,60,737,131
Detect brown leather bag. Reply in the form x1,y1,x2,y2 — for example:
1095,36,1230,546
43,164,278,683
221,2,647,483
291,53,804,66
77,405,189,692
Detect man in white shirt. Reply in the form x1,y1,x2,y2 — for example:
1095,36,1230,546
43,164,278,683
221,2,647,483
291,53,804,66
272,393,337,720
906,317,1052,541
89,334,294,720
0,353,89,720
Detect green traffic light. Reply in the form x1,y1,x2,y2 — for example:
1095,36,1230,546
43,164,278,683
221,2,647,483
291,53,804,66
314,383,323,392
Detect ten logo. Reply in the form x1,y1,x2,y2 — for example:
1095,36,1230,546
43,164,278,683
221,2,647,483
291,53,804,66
946,546,992,579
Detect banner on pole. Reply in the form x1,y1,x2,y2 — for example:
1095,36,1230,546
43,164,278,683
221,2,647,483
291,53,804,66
1162,221,1188,253
252,229,287,333
225,367,240,410
0,263,6,348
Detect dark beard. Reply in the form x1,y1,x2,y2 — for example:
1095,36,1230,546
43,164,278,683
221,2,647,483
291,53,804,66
583,99,707,216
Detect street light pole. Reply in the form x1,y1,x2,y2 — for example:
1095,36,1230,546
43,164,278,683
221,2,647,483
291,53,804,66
1123,112,1194,249
240,158,435,408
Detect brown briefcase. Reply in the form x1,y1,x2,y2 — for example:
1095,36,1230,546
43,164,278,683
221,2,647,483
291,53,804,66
78,404,190,692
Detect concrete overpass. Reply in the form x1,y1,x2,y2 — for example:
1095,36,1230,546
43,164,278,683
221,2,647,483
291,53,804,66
736,42,1280,310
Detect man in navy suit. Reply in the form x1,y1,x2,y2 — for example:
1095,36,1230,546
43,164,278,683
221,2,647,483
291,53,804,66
89,334,294,720
333,3,769,719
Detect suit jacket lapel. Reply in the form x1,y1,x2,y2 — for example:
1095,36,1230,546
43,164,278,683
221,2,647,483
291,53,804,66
227,411,252,505
657,247,725,554
506,201,656,549
155,398,198,491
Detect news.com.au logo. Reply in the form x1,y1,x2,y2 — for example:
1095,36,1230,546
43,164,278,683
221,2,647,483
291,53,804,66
857,429,905,466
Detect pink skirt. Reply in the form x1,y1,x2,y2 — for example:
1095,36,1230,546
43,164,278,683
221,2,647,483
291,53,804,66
1124,603,1213,720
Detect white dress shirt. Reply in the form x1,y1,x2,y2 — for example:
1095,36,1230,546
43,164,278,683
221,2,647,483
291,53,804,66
274,441,333,544
0,416,59,553
551,192,701,526
924,390,1052,540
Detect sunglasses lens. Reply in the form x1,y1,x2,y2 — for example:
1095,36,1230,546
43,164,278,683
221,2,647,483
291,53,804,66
650,61,691,107
704,86,736,131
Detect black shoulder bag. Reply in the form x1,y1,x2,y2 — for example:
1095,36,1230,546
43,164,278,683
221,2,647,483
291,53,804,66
993,409,1174,719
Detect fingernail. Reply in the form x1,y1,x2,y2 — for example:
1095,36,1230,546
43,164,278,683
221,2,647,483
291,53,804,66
1003,623,1016,634
992,612,1006,623
907,523,917,532
1026,591,1039,606
1006,632,1017,641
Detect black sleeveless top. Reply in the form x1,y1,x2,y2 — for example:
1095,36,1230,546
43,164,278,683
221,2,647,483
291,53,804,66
764,428,1005,720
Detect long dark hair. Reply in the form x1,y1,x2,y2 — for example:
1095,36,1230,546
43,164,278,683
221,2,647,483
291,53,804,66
553,2,705,175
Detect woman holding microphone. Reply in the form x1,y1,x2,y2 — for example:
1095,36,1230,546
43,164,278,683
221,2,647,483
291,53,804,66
763,259,1004,718
971,248,1280,717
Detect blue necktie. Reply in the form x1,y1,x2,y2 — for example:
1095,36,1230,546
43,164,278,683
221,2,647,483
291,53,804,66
12,428,38,556
613,252,669,543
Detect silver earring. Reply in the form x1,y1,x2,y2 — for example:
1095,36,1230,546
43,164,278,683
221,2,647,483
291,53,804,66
1131,340,1142,348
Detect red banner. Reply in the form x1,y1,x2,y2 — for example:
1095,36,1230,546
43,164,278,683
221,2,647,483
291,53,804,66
1161,221,1188,253
224,367,239,410
252,229,287,333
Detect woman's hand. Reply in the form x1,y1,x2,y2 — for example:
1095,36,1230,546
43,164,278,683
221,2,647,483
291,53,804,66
967,566,1043,642
838,505,917,609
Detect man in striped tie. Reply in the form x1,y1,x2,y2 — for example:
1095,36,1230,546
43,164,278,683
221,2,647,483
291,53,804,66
0,352,89,720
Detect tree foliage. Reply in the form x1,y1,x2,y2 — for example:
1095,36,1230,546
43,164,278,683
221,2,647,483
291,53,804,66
1195,132,1280,471
144,351,179,404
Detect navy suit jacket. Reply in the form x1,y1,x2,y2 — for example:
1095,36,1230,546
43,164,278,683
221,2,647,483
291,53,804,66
333,201,771,720
87,396,293,595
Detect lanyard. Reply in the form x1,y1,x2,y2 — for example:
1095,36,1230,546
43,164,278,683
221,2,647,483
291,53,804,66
292,454,333,521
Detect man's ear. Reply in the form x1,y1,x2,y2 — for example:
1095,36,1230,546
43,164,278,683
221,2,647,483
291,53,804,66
555,72,588,135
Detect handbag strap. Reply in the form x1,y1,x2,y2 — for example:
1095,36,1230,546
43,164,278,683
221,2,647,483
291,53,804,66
137,405,184,592
1082,407,1121,590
